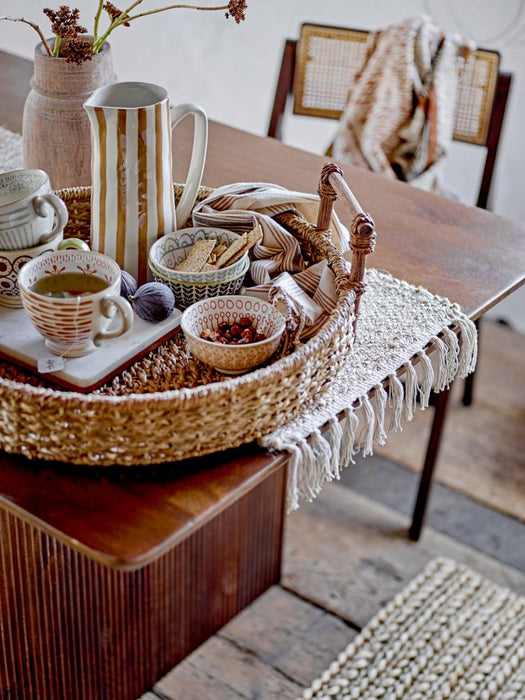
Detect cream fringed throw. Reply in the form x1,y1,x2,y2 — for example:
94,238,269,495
329,15,474,193
299,557,525,700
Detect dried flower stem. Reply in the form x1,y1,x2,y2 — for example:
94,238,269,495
93,0,105,42
0,16,53,56
91,1,231,53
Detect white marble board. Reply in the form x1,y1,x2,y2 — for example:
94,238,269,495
0,304,182,392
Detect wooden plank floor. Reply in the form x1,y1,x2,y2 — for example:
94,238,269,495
141,320,524,699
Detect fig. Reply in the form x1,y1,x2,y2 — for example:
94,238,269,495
120,270,138,298
129,282,175,323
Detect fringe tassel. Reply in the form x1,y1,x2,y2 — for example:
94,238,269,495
311,428,334,481
327,417,343,479
441,327,460,385
296,437,321,502
388,373,405,432
416,350,434,409
431,335,449,392
373,383,388,446
285,442,301,512
340,407,359,466
360,394,375,456
455,317,478,376
403,361,418,422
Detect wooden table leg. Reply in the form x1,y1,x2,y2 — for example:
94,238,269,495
409,386,452,541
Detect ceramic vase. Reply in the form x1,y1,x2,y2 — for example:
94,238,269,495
22,40,116,190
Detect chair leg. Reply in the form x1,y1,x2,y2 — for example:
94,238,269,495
462,317,481,406
409,385,452,541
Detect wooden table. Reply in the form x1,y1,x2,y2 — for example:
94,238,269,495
1,50,524,700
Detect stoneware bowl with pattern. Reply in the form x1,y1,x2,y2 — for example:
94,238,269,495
151,254,249,310
148,227,249,283
181,295,286,374
149,227,250,309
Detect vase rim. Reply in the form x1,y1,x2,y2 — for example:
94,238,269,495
35,37,111,59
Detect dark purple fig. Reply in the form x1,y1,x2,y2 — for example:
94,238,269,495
129,282,175,322
120,270,138,298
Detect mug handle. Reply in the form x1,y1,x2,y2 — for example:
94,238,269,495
170,102,208,228
96,296,134,341
33,193,69,243
57,238,90,251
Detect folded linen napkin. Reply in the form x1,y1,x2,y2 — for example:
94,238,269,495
192,181,350,337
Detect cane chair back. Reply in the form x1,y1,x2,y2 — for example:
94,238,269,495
268,23,512,209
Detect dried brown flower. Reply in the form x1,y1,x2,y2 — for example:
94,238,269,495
43,6,87,38
103,2,130,28
60,37,94,63
225,0,247,24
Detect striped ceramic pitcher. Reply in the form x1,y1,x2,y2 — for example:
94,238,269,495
84,82,208,284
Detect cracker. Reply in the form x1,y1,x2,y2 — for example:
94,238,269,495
215,233,248,268
200,263,218,272
220,225,263,267
175,239,217,272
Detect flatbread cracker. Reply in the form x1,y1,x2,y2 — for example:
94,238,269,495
216,233,248,268
175,239,217,272
220,225,263,267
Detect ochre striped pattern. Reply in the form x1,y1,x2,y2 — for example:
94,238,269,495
90,99,176,285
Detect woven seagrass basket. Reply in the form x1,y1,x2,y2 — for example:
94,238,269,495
0,165,375,466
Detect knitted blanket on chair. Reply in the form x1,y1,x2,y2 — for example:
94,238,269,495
328,15,473,193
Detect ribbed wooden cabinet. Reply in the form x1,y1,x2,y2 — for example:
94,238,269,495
0,464,286,699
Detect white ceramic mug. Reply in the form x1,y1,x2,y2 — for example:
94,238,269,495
0,169,69,250
0,233,88,308
84,81,208,285
19,250,134,357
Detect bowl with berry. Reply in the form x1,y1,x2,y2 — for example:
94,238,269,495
181,295,286,374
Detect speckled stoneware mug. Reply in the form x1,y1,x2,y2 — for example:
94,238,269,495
18,249,134,357
0,169,69,250
0,233,87,308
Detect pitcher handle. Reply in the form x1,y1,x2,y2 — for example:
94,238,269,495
170,102,208,228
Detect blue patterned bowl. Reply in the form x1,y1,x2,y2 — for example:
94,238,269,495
148,227,249,284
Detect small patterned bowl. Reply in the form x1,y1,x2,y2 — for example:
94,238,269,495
151,254,249,309
181,295,286,375
148,227,249,284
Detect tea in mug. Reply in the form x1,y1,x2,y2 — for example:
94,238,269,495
31,272,110,298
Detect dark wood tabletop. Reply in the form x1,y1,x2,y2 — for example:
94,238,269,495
1,49,524,569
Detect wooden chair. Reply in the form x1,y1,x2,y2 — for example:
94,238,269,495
268,23,513,540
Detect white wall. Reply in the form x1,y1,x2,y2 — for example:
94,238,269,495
1,0,524,327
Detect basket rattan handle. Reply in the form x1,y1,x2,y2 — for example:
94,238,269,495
317,163,376,333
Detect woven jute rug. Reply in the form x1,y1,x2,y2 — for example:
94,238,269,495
300,558,525,700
